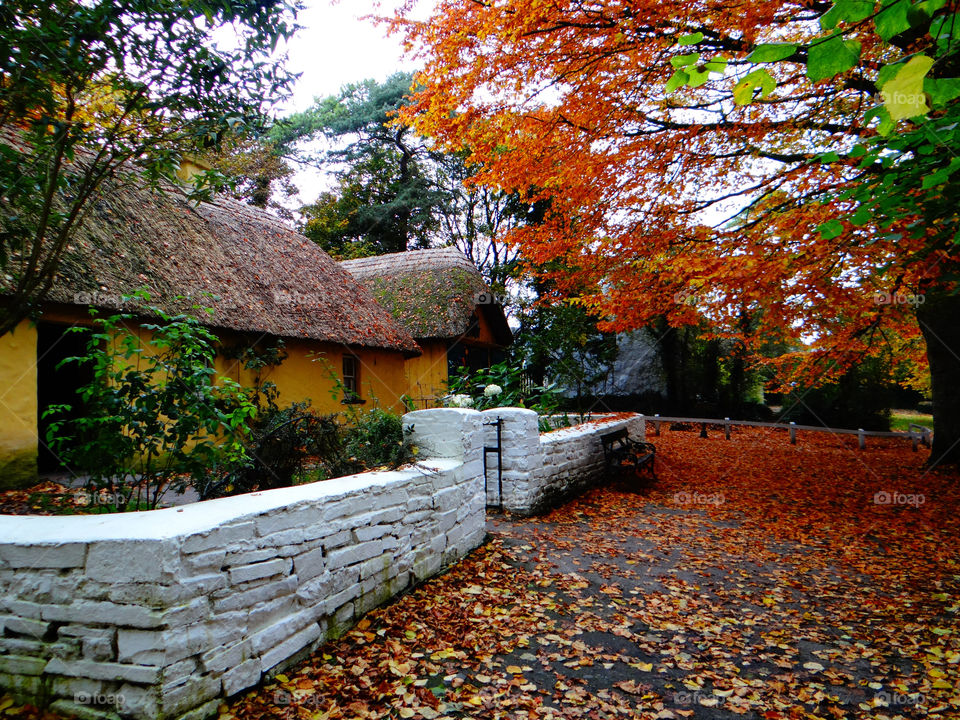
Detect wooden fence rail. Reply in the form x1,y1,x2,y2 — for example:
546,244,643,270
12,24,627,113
641,414,933,452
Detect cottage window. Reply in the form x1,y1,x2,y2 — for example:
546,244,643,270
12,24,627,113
342,355,362,403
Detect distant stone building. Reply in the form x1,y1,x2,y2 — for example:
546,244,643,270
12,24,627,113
603,330,667,398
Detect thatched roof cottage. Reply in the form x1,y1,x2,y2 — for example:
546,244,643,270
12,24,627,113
0,176,421,488
342,248,512,407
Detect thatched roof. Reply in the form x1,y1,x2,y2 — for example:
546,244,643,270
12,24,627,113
341,248,512,346
34,177,421,355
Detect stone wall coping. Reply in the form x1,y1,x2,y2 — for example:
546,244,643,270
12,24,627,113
0,459,457,543
539,415,639,442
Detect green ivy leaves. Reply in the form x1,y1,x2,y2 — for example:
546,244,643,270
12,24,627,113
807,36,862,81
665,1,958,127
678,32,704,46
875,0,912,41
819,0,875,30
666,52,728,92
881,55,935,120
734,69,776,105
748,44,798,63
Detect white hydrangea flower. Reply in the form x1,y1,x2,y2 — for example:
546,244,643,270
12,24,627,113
483,384,503,397
444,394,474,408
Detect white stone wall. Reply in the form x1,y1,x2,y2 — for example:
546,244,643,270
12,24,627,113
481,411,646,515
0,409,484,720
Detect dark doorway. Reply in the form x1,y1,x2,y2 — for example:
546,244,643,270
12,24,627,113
37,323,93,474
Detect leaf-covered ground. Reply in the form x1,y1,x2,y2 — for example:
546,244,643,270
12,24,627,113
217,426,959,720
6,426,959,719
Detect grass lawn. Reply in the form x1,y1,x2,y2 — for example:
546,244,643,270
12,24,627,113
890,409,934,432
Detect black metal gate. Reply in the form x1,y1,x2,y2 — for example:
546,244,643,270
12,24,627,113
482,417,503,509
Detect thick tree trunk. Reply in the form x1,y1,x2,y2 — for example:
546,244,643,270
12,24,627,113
916,292,960,467
654,319,688,412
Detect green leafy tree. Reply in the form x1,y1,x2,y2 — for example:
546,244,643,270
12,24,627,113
204,134,299,219
433,151,526,297
718,0,960,462
295,73,443,255
515,294,619,417
302,145,437,257
0,0,300,335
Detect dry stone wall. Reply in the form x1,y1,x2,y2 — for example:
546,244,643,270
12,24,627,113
481,410,646,514
0,407,645,719
0,409,484,720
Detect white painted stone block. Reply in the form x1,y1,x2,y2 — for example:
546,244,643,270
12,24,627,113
295,573,331,607
326,541,383,571
179,573,227,596
183,548,226,574
404,409,482,460
228,557,291,585
0,655,47,676
293,546,325,582
181,522,255,554
259,622,322,672
0,544,86,569
45,657,160,684
249,595,300,633
212,577,297,613
41,601,165,629
200,638,251,673
117,684,161,720
222,658,262,697
117,628,165,664
249,607,318,655
255,506,322,537
160,673,221,718
224,547,278,567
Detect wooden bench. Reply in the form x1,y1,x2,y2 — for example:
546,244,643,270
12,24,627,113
601,428,656,489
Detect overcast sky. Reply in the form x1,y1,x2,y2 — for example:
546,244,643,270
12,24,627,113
274,1,424,204
283,1,416,114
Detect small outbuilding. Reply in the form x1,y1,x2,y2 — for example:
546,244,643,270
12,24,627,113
341,248,513,408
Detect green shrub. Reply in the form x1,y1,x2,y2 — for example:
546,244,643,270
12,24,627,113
197,402,346,499
44,303,256,510
198,343,349,499
447,360,562,416
777,360,894,431
342,408,409,470
46,311,418,510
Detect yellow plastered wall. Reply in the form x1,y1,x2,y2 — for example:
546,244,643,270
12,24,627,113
0,320,38,489
19,312,411,482
25,314,412,480
403,341,449,406
95,324,409,417
214,335,410,416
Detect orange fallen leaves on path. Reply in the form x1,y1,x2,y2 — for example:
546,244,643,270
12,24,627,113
218,427,958,719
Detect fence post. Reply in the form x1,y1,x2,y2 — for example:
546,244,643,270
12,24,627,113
724,417,730,440
911,431,919,452
789,422,796,445
654,414,661,437
700,421,708,439
858,428,865,450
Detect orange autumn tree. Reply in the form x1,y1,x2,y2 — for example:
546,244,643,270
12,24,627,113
390,0,960,464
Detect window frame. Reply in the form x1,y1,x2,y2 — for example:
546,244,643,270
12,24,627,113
341,354,364,404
